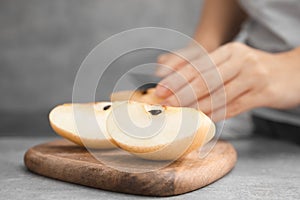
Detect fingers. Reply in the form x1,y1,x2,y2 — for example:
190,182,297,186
160,76,206,106
160,56,243,106
189,75,252,112
208,86,267,122
155,45,206,77
208,92,256,122
155,64,199,98
208,43,233,67
156,43,233,78
156,43,240,99
161,74,210,106
155,55,213,98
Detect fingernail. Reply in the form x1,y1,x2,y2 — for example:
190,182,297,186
155,85,169,97
160,101,168,105
155,69,165,77
155,67,173,77
157,55,167,63
161,98,178,106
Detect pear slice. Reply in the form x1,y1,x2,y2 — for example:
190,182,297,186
49,102,116,149
111,88,164,104
106,101,215,160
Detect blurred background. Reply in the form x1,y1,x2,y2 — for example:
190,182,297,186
0,0,204,136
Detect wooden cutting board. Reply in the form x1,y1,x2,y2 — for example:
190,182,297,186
24,139,237,196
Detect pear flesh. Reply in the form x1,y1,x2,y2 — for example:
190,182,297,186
49,102,115,149
49,101,215,160
107,101,215,160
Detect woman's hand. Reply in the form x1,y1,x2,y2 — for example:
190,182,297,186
155,42,300,122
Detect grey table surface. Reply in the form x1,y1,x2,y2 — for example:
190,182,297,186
1,119,300,200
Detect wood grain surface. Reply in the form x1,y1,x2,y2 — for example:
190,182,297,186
24,139,237,196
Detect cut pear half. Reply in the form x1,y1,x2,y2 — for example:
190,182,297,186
107,101,215,160
111,88,164,104
49,102,116,149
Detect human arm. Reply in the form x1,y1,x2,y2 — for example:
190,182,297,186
194,0,247,52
